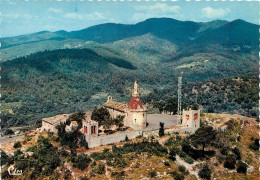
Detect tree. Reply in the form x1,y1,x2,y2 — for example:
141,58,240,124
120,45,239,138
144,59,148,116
224,154,236,169
4,129,14,135
91,108,111,126
164,97,178,114
68,111,85,129
232,147,241,160
171,171,184,180
13,141,22,148
113,115,124,129
72,153,92,170
237,161,248,174
168,148,177,161
198,164,212,180
191,126,217,153
159,122,165,137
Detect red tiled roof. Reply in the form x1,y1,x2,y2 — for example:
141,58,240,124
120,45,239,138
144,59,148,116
128,96,144,110
71,121,78,126
103,101,128,112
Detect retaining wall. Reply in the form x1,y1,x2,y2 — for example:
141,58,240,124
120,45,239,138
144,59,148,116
86,127,197,148
86,130,142,148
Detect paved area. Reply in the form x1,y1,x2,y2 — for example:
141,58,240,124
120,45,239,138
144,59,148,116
144,114,178,131
0,135,24,144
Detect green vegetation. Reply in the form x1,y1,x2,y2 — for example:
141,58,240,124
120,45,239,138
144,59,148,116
71,153,92,170
91,107,124,131
56,112,88,149
224,154,237,169
249,138,259,151
148,170,157,178
159,122,165,137
13,141,22,148
236,161,248,174
191,126,217,153
171,171,185,180
198,164,212,180
144,77,258,117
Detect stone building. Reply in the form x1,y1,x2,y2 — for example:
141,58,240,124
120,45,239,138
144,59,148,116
182,108,200,131
41,114,70,133
65,121,78,132
41,111,98,134
81,112,99,136
103,81,147,130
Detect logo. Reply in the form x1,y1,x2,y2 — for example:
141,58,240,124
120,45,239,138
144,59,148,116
8,165,22,176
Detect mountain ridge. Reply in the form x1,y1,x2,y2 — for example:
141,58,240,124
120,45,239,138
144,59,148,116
1,18,258,50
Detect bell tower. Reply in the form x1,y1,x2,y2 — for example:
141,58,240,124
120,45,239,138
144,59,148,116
125,81,147,130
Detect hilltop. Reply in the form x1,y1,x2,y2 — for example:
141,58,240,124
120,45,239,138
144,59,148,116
1,113,259,179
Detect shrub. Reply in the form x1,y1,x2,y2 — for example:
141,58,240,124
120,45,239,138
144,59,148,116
64,169,71,180
4,129,14,135
15,160,28,171
164,161,170,166
72,154,92,170
80,175,88,180
184,157,194,164
93,164,105,174
198,164,211,180
13,141,22,148
176,135,182,141
179,151,187,158
249,139,259,151
1,170,12,179
178,165,186,174
1,151,13,166
224,154,236,169
60,149,69,157
149,170,157,178
111,171,125,178
217,154,225,163
232,147,241,160
237,161,247,174
171,171,184,180
169,148,177,161
220,146,229,155
125,135,129,141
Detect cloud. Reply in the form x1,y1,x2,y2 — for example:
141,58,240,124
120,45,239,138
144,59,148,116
137,3,181,13
48,8,63,14
201,7,230,19
64,12,106,21
1,13,32,19
131,3,181,22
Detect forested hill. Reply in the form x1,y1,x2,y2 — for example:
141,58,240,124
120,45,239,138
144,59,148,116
143,76,258,118
1,47,259,127
0,18,259,128
1,18,258,48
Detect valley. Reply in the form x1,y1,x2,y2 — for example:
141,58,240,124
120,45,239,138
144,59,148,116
0,18,258,128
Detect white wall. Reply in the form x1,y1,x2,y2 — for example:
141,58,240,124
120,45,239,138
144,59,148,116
86,130,142,148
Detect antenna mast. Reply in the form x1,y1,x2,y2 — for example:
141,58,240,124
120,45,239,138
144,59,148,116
177,75,182,124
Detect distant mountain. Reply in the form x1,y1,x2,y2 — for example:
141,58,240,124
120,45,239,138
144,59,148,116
196,19,259,46
1,18,259,127
1,18,258,51
108,33,177,63
197,20,229,34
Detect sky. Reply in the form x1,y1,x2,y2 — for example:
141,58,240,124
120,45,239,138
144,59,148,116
0,0,259,37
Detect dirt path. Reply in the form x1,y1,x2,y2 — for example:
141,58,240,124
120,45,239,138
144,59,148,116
175,155,203,179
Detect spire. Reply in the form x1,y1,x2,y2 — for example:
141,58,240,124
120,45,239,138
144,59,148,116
132,81,139,97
